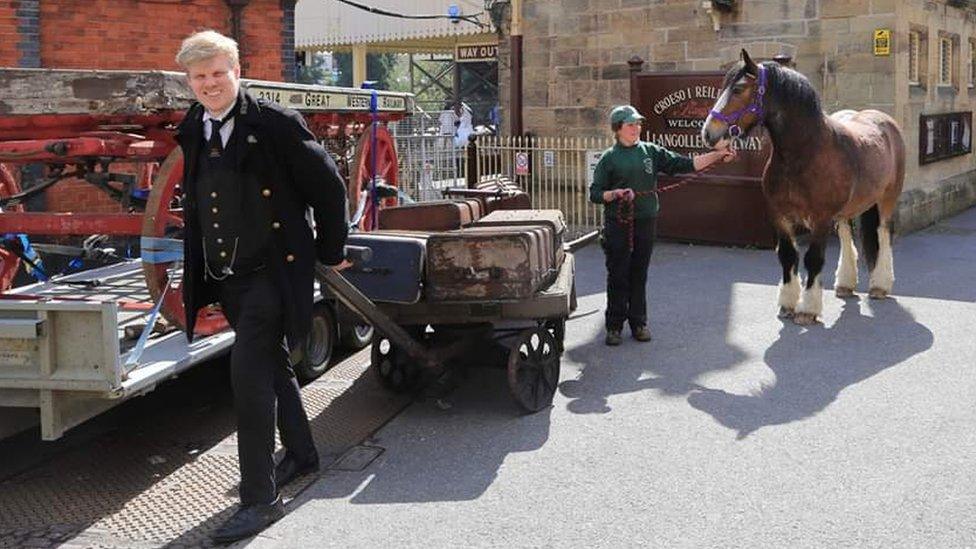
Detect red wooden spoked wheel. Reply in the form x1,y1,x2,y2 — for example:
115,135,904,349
140,148,229,335
0,163,22,291
348,124,399,231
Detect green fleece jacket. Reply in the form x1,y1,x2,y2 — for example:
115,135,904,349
589,141,695,220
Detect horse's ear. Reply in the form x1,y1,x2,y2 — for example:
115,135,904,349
741,49,758,74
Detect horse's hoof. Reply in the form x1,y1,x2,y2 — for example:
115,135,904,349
792,312,818,326
835,286,855,298
868,288,889,299
778,306,795,319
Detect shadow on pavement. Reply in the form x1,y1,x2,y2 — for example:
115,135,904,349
296,366,551,505
687,296,933,438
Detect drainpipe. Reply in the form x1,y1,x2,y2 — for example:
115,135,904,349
225,0,250,65
510,0,523,136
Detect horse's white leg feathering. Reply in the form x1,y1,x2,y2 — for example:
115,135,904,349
869,225,895,297
778,269,801,311
835,221,858,296
796,274,824,317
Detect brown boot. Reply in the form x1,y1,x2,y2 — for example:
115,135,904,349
632,325,652,342
605,329,622,346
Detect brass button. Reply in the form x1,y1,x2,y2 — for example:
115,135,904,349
262,188,271,197
219,251,227,258
285,254,295,262
211,207,218,214
272,221,281,229
210,192,217,198
216,238,224,244
213,222,219,229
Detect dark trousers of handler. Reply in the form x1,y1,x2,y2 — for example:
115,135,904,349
602,217,657,331
216,269,316,505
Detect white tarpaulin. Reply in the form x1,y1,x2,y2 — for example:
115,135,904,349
296,0,491,50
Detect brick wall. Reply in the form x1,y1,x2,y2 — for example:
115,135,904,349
39,0,284,77
6,0,292,213
0,2,16,66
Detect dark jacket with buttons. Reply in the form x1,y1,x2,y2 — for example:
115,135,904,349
176,89,349,347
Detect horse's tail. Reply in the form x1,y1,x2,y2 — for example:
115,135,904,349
860,204,881,271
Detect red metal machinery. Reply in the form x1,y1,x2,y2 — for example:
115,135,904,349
0,69,413,335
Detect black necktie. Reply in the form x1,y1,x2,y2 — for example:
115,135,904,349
208,117,226,158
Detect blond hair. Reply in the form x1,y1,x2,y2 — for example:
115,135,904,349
175,30,239,69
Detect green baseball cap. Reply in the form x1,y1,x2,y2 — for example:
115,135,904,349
610,105,645,125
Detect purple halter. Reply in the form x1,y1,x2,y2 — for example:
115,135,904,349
709,64,767,138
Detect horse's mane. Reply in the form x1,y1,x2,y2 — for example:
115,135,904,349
763,62,822,120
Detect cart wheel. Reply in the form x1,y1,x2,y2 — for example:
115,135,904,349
348,124,399,231
295,304,338,383
372,326,423,393
507,327,560,413
543,318,566,354
0,163,22,292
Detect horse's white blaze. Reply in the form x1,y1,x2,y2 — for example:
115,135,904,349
702,76,746,142
870,225,895,292
796,274,824,316
835,221,858,290
778,269,801,309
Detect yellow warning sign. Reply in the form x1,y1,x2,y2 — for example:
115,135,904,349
874,29,891,56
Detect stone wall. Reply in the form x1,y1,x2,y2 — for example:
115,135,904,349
499,0,976,231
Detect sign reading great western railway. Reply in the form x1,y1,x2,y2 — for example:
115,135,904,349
243,80,412,113
631,70,774,247
455,43,498,63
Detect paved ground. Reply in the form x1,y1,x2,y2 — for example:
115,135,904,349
243,208,976,548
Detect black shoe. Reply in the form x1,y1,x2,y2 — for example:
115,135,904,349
632,325,652,342
605,329,622,346
275,452,319,489
211,496,285,544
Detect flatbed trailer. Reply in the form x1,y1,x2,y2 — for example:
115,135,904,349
0,259,357,441
0,261,233,440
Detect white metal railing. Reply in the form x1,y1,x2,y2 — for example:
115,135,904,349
393,134,466,201
471,135,613,234
390,109,467,201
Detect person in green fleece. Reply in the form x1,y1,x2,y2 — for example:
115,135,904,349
590,105,735,346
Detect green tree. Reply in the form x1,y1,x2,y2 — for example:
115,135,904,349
332,52,400,89
296,52,329,85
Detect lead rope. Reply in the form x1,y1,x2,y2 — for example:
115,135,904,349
615,156,728,252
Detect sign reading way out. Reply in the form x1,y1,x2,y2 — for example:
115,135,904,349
456,43,498,63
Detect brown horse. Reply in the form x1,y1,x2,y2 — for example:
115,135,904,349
702,50,905,325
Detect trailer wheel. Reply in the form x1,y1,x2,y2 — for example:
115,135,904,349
296,305,338,383
372,326,423,393
507,327,560,413
340,321,373,350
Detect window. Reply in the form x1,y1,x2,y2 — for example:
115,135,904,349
970,38,976,88
940,36,953,85
919,112,972,164
909,31,921,84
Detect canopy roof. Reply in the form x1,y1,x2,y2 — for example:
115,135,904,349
296,0,496,53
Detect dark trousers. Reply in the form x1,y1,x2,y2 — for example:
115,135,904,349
216,269,317,505
602,216,657,331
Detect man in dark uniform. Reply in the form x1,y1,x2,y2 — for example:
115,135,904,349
174,30,348,543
